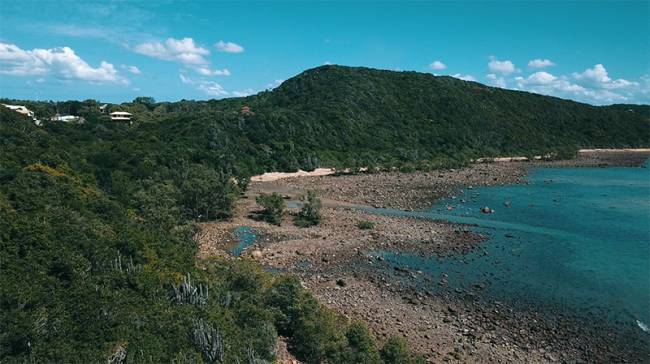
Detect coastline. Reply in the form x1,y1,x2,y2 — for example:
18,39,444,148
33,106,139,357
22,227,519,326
248,148,650,183
196,150,650,363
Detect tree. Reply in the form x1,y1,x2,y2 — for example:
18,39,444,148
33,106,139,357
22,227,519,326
340,322,382,363
380,337,425,364
133,96,156,108
294,191,321,227
255,192,285,225
180,164,237,220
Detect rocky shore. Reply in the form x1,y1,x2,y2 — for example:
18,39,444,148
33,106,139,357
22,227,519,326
196,150,650,363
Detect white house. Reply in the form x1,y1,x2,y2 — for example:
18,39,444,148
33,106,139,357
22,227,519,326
50,114,85,124
2,104,35,118
2,104,41,125
110,111,132,122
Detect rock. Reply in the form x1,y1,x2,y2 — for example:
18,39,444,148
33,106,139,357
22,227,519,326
336,279,347,287
394,266,409,273
480,206,494,214
544,353,558,362
251,250,263,259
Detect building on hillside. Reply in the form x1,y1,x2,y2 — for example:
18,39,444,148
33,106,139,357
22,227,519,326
2,104,41,125
99,104,108,113
2,104,35,118
110,111,132,123
50,114,85,124
240,105,252,115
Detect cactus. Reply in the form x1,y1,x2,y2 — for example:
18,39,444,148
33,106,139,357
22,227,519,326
237,347,270,364
107,342,127,364
172,273,209,305
111,250,141,274
192,318,224,363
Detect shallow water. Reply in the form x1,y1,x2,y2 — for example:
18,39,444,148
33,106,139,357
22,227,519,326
368,161,650,332
231,226,258,256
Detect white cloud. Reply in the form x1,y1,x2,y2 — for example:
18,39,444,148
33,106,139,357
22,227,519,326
572,64,638,90
215,40,244,53
513,69,639,104
179,73,229,97
194,66,230,76
429,60,447,70
127,65,141,74
0,42,126,83
266,79,284,89
515,73,583,93
482,60,647,104
488,56,518,74
323,61,333,65
134,37,210,65
451,73,476,82
524,71,557,85
135,37,233,77
198,81,228,96
179,73,192,84
486,73,507,88
232,88,255,97
527,59,555,68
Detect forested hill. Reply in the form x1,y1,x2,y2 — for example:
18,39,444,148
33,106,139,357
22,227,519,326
3,65,649,174
240,65,649,166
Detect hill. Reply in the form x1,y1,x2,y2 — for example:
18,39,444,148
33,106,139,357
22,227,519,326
238,65,649,169
3,65,649,174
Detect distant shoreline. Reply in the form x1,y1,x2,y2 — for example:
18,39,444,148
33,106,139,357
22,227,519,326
578,148,650,152
250,148,650,182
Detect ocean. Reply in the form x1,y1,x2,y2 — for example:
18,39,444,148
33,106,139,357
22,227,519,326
370,161,650,333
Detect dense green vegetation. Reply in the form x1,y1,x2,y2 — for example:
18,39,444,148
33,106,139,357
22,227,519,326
254,193,286,226
294,192,322,228
1,65,647,363
0,107,421,363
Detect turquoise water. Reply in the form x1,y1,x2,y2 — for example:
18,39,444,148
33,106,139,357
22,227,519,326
368,161,650,331
231,226,258,256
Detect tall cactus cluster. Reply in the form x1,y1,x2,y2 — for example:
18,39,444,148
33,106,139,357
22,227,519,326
111,250,141,274
191,318,224,364
172,273,209,305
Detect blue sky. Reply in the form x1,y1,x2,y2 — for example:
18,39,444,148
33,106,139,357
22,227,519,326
0,1,648,105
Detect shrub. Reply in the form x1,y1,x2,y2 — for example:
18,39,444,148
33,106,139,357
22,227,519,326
294,191,322,227
341,322,382,363
357,220,375,230
380,337,425,364
255,192,285,225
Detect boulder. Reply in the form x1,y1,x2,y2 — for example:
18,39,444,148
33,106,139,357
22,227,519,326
480,206,494,214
